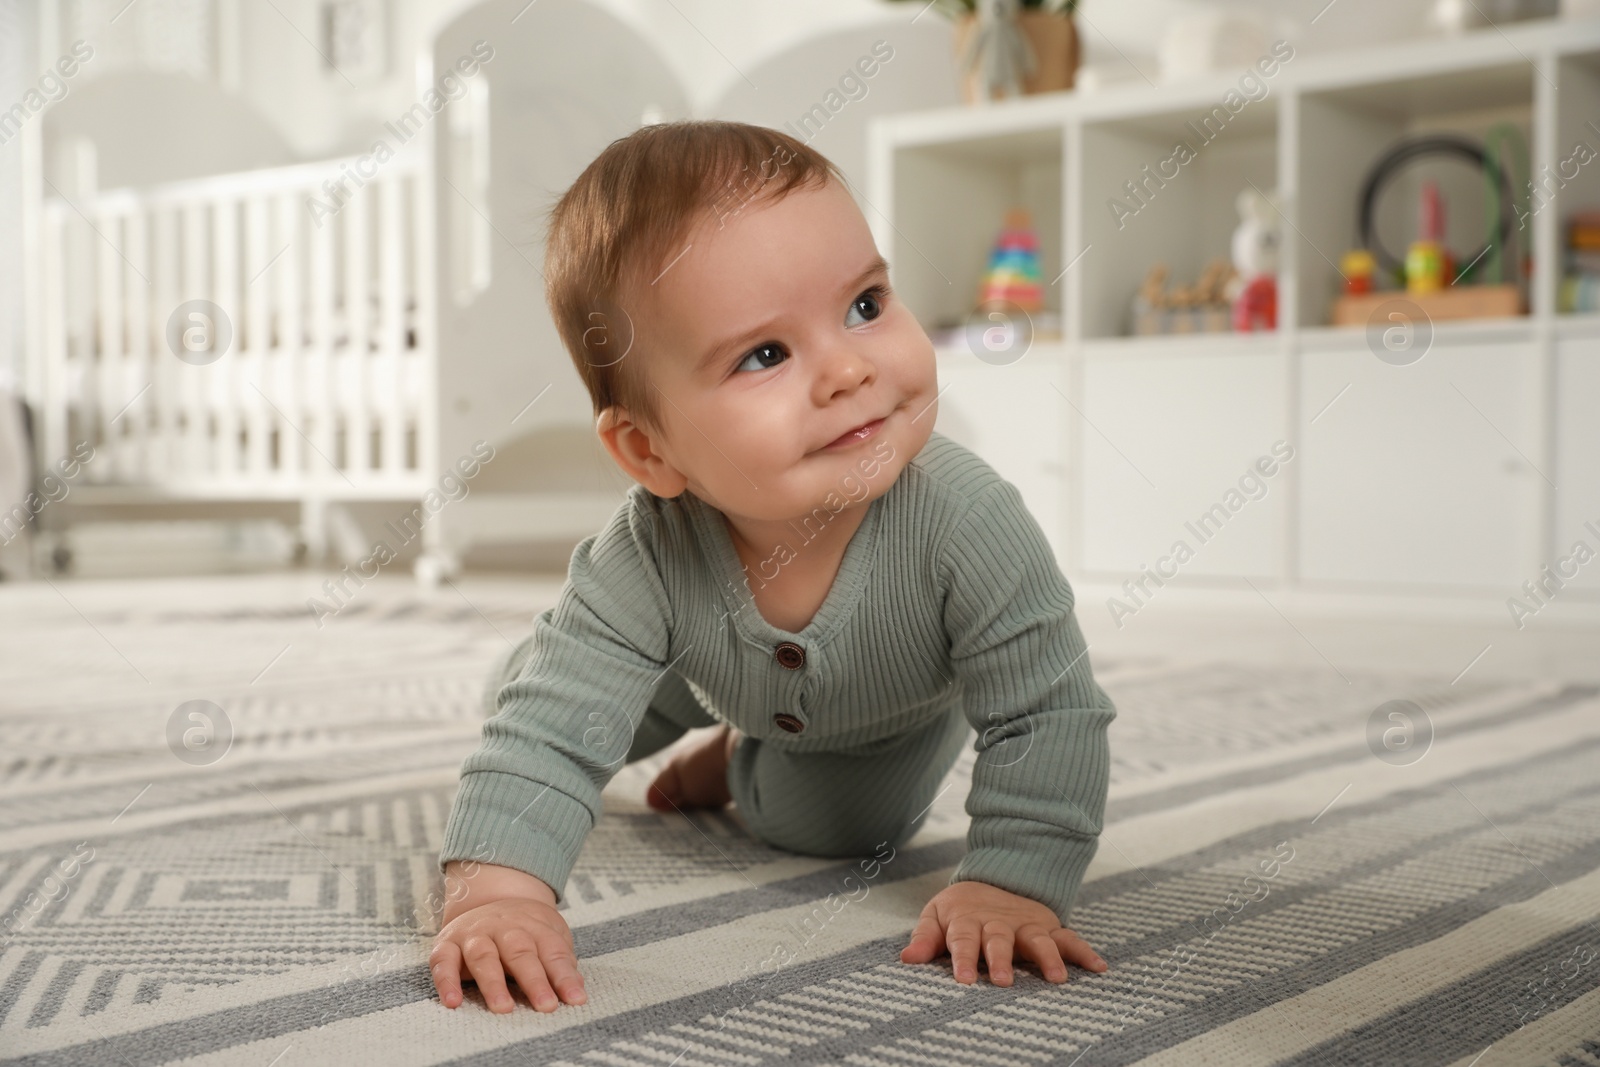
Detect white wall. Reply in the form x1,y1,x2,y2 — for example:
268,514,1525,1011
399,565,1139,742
709,16,962,190
428,0,692,476
35,0,1455,186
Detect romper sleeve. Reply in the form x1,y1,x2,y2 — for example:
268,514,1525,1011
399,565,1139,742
436,492,675,906
939,477,1116,926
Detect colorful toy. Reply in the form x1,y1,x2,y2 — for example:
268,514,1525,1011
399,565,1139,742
975,207,1045,312
1358,133,1511,290
1341,249,1376,294
1405,180,1455,294
1226,186,1279,331
1558,210,1600,312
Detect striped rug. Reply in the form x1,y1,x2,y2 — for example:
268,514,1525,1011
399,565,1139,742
2,575,1598,1065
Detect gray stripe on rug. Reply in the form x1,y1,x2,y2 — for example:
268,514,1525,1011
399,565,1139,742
8,716,1594,1064
1106,683,1598,823
1048,794,1600,1064
419,740,1600,1065
1275,924,1600,1067
0,838,969,1067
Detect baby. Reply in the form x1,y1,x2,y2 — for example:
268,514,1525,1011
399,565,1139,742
429,119,1116,1015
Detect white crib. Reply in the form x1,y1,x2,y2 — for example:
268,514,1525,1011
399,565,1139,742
39,149,435,493
30,146,444,566
14,0,736,581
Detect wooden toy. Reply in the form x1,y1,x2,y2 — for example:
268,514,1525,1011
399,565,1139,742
1341,249,1376,294
1131,259,1237,334
1405,180,1454,293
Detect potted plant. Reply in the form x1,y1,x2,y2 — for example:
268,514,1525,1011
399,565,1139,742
892,0,1082,103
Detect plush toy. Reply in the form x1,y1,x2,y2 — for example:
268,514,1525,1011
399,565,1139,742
957,0,1037,101
1226,186,1281,332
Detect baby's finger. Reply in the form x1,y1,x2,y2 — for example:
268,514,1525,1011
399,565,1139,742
1052,928,1108,972
1017,927,1068,983
497,931,559,1012
461,935,516,1013
537,934,588,1006
429,939,465,1008
946,916,984,984
899,913,946,964
981,921,1016,986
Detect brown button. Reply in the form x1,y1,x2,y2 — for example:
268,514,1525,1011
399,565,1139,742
774,642,806,670
773,713,806,733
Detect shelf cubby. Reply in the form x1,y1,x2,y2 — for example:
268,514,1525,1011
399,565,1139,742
869,18,1600,601
1079,95,1278,340
1293,58,1536,330
1552,49,1600,317
875,121,1064,338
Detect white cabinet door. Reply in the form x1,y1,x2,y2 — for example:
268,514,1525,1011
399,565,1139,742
1078,347,1287,579
1298,340,1543,590
1556,337,1600,599
931,350,1067,563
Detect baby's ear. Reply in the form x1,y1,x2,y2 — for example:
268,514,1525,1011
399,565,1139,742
595,406,640,452
596,407,688,497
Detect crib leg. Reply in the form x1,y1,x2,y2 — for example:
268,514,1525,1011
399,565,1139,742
413,497,459,589
31,530,73,576
0,527,37,580
297,497,328,566
414,549,459,589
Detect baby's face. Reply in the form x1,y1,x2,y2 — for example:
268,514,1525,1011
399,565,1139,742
626,178,937,523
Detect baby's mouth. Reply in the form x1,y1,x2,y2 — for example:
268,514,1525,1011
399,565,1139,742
819,415,886,452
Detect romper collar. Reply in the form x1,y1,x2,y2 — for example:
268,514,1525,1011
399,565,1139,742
683,486,886,646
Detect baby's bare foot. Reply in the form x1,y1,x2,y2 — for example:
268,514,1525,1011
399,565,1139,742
646,724,740,812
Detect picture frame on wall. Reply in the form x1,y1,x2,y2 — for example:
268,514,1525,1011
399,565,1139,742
322,0,388,84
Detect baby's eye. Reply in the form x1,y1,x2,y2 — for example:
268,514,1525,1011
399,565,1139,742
845,285,888,328
735,343,788,373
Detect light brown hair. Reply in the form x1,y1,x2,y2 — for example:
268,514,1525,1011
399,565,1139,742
542,120,848,435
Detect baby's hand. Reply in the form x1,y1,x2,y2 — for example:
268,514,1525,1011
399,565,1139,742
899,880,1108,986
429,862,587,1013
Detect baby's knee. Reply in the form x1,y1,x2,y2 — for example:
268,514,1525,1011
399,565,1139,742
742,800,929,860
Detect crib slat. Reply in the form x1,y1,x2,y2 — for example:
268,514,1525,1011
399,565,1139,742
95,208,122,479
310,193,336,485
379,177,405,479
245,194,271,479
65,207,94,465
276,192,303,482
399,173,421,474
125,209,150,480
154,206,181,476
41,207,68,475
183,200,210,476
344,188,370,476
412,169,436,484
213,197,240,478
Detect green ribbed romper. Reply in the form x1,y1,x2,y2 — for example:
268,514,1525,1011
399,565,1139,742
440,431,1116,925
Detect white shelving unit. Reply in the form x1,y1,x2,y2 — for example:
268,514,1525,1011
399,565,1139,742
867,16,1600,610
